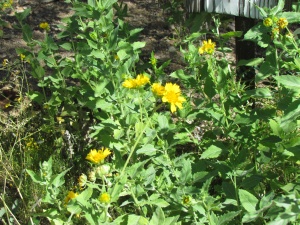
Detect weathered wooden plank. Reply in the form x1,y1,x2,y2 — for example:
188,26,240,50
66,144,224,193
185,0,292,19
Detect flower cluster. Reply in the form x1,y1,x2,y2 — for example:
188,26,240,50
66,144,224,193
198,39,216,55
123,74,186,113
2,0,13,10
263,17,289,39
122,74,150,89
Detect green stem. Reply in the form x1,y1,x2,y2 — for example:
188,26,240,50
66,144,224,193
119,119,150,177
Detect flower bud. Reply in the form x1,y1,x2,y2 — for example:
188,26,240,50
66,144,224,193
95,164,111,178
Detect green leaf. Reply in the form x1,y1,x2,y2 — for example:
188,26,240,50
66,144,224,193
51,168,71,188
127,215,148,225
163,216,180,225
90,50,105,59
67,204,82,215
22,24,33,43
169,69,192,83
26,169,44,184
270,0,285,15
246,88,272,98
238,189,258,213
76,187,93,207
279,12,300,23
157,114,169,130
280,99,300,128
204,75,216,99
149,207,165,225
15,8,31,21
136,144,157,156
237,58,264,67
179,158,192,183
221,31,243,39
60,43,72,51
200,145,222,159
274,75,300,91
132,42,146,50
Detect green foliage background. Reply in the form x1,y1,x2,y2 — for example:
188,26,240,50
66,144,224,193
0,0,300,224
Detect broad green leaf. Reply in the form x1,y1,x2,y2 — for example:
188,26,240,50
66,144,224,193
179,158,192,183
237,58,264,67
51,168,71,188
67,204,81,215
127,215,148,225
169,69,191,83
90,50,105,59
149,207,165,225
209,212,218,225
26,169,43,184
239,189,258,213
140,198,170,208
274,75,300,91
246,88,272,98
256,61,275,82
163,216,180,225
15,8,31,21
269,119,282,136
270,0,284,15
136,144,157,156
130,28,143,37
200,145,222,159
132,41,146,50
76,187,93,207
204,75,217,99
241,175,263,189
280,12,300,23
157,114,169,130
22,24,33,43
60,43,72,51
280,99,300,127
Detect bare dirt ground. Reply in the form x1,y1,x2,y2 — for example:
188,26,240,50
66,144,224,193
0,0,188,112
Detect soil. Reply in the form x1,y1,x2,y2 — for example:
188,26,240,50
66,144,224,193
0,0,191,112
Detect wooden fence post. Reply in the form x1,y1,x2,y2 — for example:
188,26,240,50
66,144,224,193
235,17,256,90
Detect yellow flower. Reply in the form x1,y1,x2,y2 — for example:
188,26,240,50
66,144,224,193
86,148,111,164
277,18,288,29
162,83,186,113
151,83,165,96
78,174,87,188
56,116,64,124
4,103,11,108
122,78,137,89
134,74,150,86
99,192,110,204
2,2,11,9
199,39,216,55
2,59,8,67
263,18,273,27
122,74,149,89
20,54,25,61
25,138,38,150
64,191,78,204
39,22,50,31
